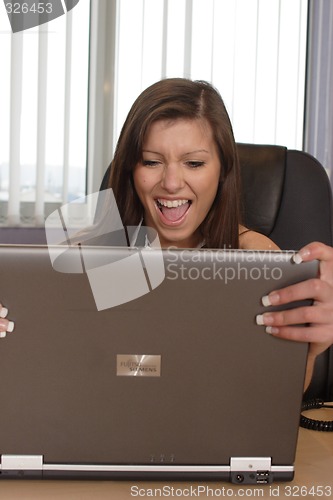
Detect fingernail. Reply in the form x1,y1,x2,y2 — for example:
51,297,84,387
0,331,6,338
292,249,311,264
292,253,303,264
266,326,280,335
256,314,265,325
256,314,274,326
0,307,8,319
262,293,279,307
6,321,14,333
262,295,271,307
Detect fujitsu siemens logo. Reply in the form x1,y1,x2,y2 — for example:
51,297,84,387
117,355,161,377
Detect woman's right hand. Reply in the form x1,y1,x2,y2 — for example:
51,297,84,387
0,304,14,338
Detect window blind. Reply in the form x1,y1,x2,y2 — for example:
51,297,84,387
0,0,308,226
0,1,90,226
112,0,308,153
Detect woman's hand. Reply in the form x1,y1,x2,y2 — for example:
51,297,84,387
0,304,15,338
256,242,333,388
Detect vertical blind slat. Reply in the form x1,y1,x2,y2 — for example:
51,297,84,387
183,0,192,78
61,11,73,205
273,0,281,144
312,0,323,160
161,0,168,77
35,26,48,225
8,33,23,226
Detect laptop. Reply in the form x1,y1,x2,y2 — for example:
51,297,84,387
0,244,318,483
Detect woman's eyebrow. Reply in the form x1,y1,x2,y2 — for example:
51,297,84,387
141,149,211,156
183,149,210,156
142,149,163,155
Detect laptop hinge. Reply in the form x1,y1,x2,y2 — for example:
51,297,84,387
1,455,43,477
230,457,272,485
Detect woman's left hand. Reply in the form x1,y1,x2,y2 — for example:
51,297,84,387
257,241,333,359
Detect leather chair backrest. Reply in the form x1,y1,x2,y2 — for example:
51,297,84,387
238,143,333,400
238,143,333,249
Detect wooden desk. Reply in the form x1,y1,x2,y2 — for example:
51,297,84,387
0,406,332,500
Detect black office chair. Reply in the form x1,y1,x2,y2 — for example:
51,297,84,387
238,143,333,401
99,142,333,401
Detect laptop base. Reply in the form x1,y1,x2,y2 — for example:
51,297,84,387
0,455,294,483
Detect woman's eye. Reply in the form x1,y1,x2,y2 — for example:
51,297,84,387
142,160,160,167
187,161,205,168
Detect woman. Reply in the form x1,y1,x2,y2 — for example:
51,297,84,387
1,78,333,390
108,77,333,390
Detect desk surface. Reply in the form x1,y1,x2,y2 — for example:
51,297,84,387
0,406,332,500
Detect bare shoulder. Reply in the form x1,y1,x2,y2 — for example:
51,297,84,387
239,226,280,250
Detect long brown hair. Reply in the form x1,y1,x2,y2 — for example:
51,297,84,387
107,78,241,248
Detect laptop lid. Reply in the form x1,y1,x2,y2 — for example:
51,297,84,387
0,245,318,483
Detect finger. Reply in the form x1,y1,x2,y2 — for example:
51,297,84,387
294,241,333,264
256,304,333,328
0,304,15,334
0,304,8,318
294,242,333,284
0,318,15,335
262,278,330,306
263,324,333,345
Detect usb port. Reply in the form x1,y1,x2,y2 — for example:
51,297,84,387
257,470,270,484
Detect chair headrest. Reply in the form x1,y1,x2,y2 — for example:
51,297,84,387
237,143,287,236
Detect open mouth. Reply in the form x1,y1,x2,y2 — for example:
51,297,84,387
156,198,191,222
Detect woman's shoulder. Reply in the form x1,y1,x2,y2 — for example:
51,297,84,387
239,226,280,250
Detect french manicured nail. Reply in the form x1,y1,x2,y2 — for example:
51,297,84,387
0,331,6,338
0,307,8,318
256,314,274,326
292,253,303,264
6,321,14,333
266,326,280,335
261,293,280,307
256,314,265,325
292,249,311,264
261,295,271,306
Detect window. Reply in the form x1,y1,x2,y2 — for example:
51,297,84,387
0,0,90,225
113,0,308,151
0,0,309,227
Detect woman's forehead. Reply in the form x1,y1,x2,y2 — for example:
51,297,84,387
143,117,214,144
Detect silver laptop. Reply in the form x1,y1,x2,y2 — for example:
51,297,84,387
0,244,318,483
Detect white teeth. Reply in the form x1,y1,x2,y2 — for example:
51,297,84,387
157,199,189,208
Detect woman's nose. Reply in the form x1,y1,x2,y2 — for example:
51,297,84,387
160,164,185,192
